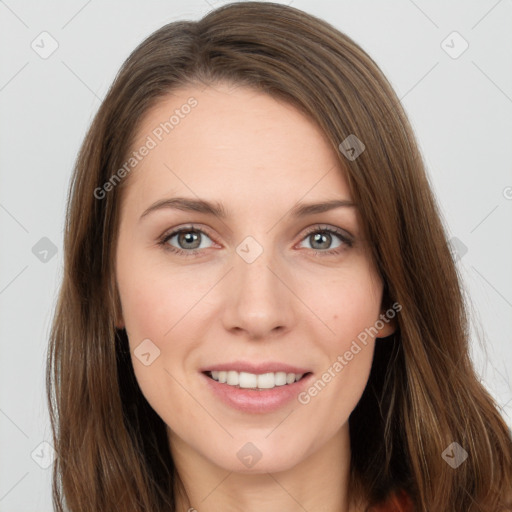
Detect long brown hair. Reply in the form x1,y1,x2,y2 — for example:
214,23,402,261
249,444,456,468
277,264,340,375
46,2,512,510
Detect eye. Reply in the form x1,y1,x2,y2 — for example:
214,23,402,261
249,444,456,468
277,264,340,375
159,226,215,256
297,225,353,255
158,223,353,258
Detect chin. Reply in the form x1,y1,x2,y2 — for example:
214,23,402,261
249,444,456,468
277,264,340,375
203,437,310,475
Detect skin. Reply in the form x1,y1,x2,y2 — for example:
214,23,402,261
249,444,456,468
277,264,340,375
114,82,395,512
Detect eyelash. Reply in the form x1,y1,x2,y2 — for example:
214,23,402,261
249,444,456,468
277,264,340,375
157,224,353,258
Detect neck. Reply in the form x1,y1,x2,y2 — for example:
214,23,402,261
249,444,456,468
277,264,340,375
170,423,362,512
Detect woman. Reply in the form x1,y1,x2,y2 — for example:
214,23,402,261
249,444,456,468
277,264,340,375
46,2,512,511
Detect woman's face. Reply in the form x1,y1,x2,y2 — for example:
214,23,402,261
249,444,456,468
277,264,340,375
115,82,394,474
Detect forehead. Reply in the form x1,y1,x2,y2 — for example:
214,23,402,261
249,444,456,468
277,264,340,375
121,83,352,212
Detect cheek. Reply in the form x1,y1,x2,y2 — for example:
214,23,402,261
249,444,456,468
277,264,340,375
303,265,382,402
311,263,383,346
116,262,198,415
116,252,217,403
116,252,196,342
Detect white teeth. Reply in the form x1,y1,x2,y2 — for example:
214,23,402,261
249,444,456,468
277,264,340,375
239,372,258,388
227,371,239,386
208,370,306,389
274,372,287,386
257,373,276,389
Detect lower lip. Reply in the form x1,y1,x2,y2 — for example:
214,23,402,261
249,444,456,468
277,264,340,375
201,372,313,413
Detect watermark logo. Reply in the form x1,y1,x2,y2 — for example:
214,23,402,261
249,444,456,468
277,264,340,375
339,134,365,161
134,338,161,366
441,31,469,59
236,236,264,264
237,442,262,468
442,442,469,468
31,31,59,59
32,237,58,263
31,441,55,469
94,97,198,200
297,301,402,405
448,236,468,262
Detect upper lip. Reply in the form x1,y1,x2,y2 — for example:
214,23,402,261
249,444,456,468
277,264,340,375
201,361,312,375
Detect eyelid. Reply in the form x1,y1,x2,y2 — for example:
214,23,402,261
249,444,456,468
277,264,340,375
158,223,218,249
294,225,354,255
299,224,353,242
158,223,354,256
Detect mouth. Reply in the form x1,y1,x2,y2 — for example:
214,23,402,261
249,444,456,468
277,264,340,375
203,370,313,390
201,367,314,413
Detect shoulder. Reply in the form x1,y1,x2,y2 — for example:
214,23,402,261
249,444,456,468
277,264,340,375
370,489,414,512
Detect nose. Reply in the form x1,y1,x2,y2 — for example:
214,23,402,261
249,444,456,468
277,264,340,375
221,242,296,340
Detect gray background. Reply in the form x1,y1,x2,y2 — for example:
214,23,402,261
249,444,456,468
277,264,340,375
1,0,511,510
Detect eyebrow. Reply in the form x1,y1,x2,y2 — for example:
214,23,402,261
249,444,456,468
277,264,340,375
139,197,356,221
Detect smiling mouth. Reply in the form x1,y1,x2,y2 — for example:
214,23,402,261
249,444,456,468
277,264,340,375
204,370,312,390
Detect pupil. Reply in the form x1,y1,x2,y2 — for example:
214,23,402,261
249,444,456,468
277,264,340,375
312,232,330,250
179,231,200,249
176,231,332,251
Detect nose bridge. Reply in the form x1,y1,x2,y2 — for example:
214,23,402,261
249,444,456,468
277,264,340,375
222,234,294,337
236,240,276,293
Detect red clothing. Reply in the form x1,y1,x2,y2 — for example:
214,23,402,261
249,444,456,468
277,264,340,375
371,489,414,512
